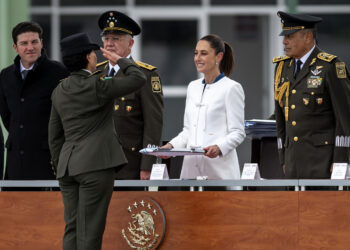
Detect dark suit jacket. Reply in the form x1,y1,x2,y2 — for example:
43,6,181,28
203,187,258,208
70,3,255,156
97,58,163,179
49,58,146,178
0,51,69,180
274,46,350,178
0,127,3,179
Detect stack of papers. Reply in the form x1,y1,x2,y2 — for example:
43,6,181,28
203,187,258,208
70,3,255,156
245,119,277,138
139,147,205,157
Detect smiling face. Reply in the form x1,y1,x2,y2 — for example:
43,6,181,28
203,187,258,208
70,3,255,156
13,32,43,68
283,30,313,59
102,33,134,58
194,40,222,75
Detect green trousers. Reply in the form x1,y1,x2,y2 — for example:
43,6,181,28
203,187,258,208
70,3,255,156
59,168,115,250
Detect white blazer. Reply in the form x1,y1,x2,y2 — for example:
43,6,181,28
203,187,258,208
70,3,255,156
169,76,246,179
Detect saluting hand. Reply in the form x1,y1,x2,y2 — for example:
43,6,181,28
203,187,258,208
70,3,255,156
100,47,121,65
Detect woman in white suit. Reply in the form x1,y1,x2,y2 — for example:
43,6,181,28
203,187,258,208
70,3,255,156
162,34,245,180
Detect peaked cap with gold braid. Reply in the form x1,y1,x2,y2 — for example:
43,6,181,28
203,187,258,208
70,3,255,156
98,11,141,37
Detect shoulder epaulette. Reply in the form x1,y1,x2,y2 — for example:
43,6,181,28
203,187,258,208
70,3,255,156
273,55,290,63
317,52,337,62
96,60,108,68
89,70,102,77
136,61,157,71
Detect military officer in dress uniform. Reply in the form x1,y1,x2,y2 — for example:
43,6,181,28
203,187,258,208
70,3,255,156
273,11,350,179
96,11,163,180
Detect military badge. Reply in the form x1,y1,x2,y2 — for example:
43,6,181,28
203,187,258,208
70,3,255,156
121,197,166,250
303,98,309,105
316,98,323,105
307,76,322,88
336,62,347,78
289,60,293,67
316,65,323,70
309,58,316,66
151,76,162,93
311,69,322,76
114,105,119,111
126,105,132,112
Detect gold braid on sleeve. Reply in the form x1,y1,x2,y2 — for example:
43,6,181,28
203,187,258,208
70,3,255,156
274,61,290,121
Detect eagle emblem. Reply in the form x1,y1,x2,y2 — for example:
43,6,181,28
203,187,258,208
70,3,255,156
121,198,166,249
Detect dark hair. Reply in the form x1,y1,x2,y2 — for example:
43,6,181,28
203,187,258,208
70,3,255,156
12,21,43,44
200,34,234,76
62,50,92,72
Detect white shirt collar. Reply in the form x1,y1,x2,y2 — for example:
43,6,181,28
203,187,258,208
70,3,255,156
108,54,131,75
82,69,92,74
298,45,316,69
20,61,34,72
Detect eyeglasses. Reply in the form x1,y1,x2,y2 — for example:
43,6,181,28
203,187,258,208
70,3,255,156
101,36,125,43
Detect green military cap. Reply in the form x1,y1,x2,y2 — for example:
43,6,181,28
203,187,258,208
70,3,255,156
277,11,322,36
98,11,141,37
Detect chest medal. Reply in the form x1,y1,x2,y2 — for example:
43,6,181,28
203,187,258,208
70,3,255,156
307,75,323,88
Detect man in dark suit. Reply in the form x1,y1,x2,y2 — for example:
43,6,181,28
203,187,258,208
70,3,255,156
96,11,164,180
0,127,3,179
0,21,69,181
49,33,146,250
273,11,350,179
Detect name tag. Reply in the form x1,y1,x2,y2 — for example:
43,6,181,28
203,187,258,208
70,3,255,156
241,163,261,180
331,163,350,179
150,164,169,180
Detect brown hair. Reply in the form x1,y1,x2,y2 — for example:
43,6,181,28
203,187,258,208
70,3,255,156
200,34,234,76
12,21,43,44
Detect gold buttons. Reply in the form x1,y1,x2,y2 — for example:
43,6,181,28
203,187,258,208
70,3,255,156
121,97,125,101
131,147,136,151
291,105,295,109
292,89,296,94
292,121,296,126
114,105,119,111
294,136,298,142
325,141,328,145
311,92,315,95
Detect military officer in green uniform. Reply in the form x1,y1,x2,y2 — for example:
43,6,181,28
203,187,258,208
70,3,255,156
49,33,146,249
96,10,164,180
273,11,350,179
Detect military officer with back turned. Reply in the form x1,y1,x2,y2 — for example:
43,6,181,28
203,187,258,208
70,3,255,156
97,10,164,180
273,11,350,179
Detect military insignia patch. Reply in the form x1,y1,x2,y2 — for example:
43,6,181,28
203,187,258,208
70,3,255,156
307,76,323,88
272,55,290,63
121,197,166,250
310,58,316,66
151,76,162,93
316,98,323,105
303,98,309,105
317,52,337,62
336,62,347,78
311,69,322,76
126,105,132,112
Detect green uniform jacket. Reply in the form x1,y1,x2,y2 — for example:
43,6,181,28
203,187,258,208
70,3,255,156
49,58,146,179
97,58,163,179
274,46,350,179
